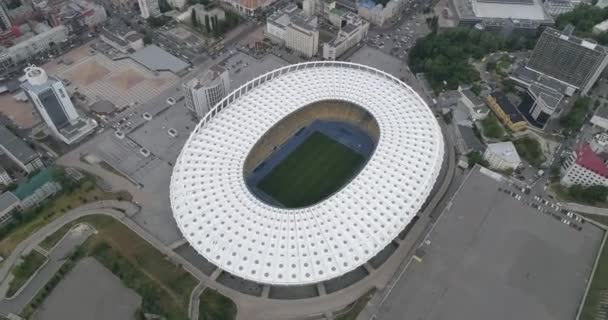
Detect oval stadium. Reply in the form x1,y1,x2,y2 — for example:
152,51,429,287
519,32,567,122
170,61,445,286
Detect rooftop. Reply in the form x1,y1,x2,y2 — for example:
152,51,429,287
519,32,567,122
0,192,19,212
129,45,189,74
0,125,39,165
575,143,608,178
267,4,318,33
543,27,607,53
452,0,553,23
528,83,562,110
376,165,603,320
490,91,525,123
13,167,58,200
487,141,521,164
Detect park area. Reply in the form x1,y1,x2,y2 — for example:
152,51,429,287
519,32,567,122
257,132,365,208
0,172,130,258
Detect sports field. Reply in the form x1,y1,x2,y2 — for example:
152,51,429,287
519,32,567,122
257,132,365,208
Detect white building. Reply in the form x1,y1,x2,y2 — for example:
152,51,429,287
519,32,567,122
561,136,608,187
183,65,230,118
138,0,160,19
266,4,319,58
594,20,608,35
598,0,608,8
6,26,68,63
323,12,369,60
21,66,97,145
0,125,44,174
357,0,402,26
483,142,521,171
458,88,489,120
591,107,608,131
191,4,226,31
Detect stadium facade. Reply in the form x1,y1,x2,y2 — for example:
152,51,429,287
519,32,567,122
170,62,445,286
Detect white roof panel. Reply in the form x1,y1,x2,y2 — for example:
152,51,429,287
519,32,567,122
170,62,445,285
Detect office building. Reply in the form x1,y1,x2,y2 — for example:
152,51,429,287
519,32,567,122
323,12,369,60
593,20,608,35
266,4,319,57
483,142,521,171
0,126,44,174
12,168,62,209
58,1,107,34
485,92,527,132
21,66,97,145
183,65,230,118
527,28,608,96
0,1,12,31
561,134,608,187
138,0,160,19
100,24,144,53
450,0,553,30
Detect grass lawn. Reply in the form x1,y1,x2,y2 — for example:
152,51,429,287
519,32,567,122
33,215,205,319
0,179,130,258
578,214,608,320
480,114,505,139
199,289,237,320
6,250,46,297
257,132,365,208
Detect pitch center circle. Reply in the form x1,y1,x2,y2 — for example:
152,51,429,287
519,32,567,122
243,100,379,209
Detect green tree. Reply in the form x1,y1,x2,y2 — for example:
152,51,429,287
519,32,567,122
560,97,591,133
480,114,505,139
568,184,608,204
467,151,488,168
143,35,152,45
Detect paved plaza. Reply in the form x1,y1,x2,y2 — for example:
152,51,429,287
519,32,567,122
43,45,179,108
376,166,604,320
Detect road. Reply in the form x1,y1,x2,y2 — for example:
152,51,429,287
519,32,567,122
0,225,94,314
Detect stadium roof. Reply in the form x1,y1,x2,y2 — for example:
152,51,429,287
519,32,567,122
170,62,444,285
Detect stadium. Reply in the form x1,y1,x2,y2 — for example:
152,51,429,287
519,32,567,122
170,61,445,286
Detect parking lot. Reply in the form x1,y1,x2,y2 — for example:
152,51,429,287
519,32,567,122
376,166,603,320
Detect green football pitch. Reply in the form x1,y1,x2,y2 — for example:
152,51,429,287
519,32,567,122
257,131,365,208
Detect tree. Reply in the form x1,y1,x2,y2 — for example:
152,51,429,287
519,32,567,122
480,114,505,139
560,97,591,133
467,151,488,168
568,184,608,204
143,35,152,45
191,8,198,27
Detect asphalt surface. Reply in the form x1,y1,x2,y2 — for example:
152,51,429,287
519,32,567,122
375,166,603,320
33,257,142,320
0,225,95,314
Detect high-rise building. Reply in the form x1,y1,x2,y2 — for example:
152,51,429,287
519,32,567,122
137,0,159,19
527,27,608,95
0,1,12,31
21,66,97,145
183,65,230,118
